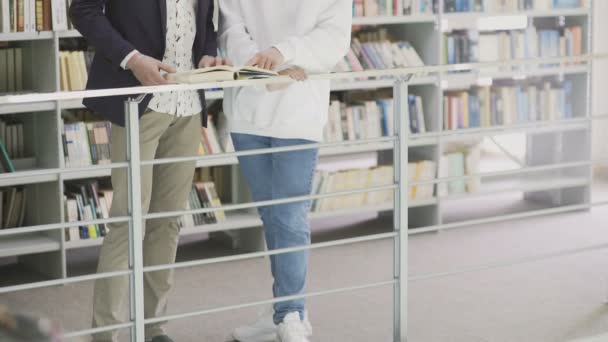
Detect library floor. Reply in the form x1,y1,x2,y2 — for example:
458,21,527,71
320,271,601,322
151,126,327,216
3,181,608,342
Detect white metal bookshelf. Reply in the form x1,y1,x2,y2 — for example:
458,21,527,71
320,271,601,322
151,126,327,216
0,3,594,283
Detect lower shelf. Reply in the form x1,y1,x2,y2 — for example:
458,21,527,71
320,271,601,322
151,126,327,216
0,233,61,258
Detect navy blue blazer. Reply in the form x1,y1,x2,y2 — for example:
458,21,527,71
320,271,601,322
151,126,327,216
69,0,217,127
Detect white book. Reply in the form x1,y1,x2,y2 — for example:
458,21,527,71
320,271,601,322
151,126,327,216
205,121,223,154
51,0,68,31
65,198,80,242
415,96,426,134
1,0,10,33
400,42,424,67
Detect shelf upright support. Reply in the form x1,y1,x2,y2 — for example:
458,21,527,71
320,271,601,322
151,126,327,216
393,74,411,342
125,96,146,342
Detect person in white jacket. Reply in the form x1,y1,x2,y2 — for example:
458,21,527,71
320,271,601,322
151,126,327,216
219,1,352,341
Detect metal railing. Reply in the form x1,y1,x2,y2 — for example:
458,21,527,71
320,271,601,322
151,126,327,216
1,54,608,341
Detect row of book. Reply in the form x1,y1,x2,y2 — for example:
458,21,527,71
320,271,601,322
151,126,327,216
335,29,425,72
445,0,586,12
59,50,93,91
0,48,24,94
311,161,437,212
325,95,427,142
445,25,583,65
64,181,112,241
0,0,72,33
199,114,234,156
0,118,25,161
0,187,27,229
62,120,112,168
353,0,438,17
443,80,573,130
179,182,226,228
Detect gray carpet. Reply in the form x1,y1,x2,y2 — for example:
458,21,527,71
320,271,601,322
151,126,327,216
2,184,608,341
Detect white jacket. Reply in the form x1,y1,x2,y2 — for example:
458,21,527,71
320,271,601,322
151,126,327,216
219,0,352,142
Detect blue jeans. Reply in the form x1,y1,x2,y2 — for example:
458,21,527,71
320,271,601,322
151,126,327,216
231,133,319,324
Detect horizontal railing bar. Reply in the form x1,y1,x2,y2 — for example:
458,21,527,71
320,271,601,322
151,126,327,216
144,232,397,273
143,184,397,220
0,55,603,105
412,117,588,140
145,280,396,325
409,159,592,186
141,136,395,167
409,242,608,282
63,322,133,340
0,216,131,237
0,162,129,182
0,269,132,294
410,200,608,235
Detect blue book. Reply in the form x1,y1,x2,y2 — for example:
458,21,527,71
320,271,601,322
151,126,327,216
553,0,581,8
378,100,390,136
563,81,573,118
408,95,419,133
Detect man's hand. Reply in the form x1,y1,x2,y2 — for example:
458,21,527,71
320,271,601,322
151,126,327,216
267,66,307,91
247,47,285,70
199,56,233,68
127,53,175,86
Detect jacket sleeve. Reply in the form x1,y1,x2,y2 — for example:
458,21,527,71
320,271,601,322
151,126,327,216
69,0,136,68
273,0,352,74
218,0,259,66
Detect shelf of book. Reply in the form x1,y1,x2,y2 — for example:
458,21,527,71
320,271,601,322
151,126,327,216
331,76,437,91
56,30,82,39
442,65,589,90
0,173,57,188
0,31,54,42
352,14,437,26
442,7,589,21
0,233,61,258
0,101,56,115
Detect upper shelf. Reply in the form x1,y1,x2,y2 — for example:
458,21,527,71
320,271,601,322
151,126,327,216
352,15,437,26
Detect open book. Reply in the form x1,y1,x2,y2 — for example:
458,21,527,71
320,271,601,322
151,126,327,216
166,66,279,84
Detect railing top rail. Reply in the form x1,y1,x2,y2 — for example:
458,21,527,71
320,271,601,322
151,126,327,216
0,54,603,105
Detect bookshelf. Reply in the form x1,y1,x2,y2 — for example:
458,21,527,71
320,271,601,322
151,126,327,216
0,1,594,282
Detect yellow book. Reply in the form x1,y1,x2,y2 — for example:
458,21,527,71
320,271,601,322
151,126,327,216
87,225,98,239
460,92,469,129
59,52,70,91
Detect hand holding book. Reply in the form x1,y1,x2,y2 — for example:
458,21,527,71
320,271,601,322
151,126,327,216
267,66,308,92
246,47,285,71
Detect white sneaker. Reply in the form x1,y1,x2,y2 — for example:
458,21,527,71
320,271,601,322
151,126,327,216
233,307,277,342
276,312,313,342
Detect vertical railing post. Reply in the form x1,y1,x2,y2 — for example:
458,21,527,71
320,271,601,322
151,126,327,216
125,97,145,342
393,76,410,342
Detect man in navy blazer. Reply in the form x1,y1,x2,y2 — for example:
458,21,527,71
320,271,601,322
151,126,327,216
69,1,228,341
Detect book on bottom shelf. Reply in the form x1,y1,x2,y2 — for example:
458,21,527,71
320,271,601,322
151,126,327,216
312,162,437,212
64,181,112,242
179,181,227,229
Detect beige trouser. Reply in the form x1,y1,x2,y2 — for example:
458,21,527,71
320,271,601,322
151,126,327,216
92,110,201,341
